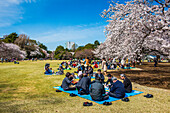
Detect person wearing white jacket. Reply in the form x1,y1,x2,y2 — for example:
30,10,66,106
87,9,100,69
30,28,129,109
102,58,107,72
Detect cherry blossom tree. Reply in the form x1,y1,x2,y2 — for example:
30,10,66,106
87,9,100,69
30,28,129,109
0,42,26,59
94,0,170,60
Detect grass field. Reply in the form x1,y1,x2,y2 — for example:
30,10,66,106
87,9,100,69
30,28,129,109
0,60,170,113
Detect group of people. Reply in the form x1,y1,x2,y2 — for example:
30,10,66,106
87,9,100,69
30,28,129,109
44,63,64,75
61,69,132,101
1,57,19,64
105,58,136,70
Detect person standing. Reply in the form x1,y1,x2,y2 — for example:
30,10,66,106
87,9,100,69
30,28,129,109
84,57,89,66
102,58,107,72
154,58,158,67
1,57,3,63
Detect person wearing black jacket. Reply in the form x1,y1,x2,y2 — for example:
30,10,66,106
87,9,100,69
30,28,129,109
106,74,113,86
90,76,109,101
61,72,76,91
88,66,93,78
76,74,91,94
108,77,125,98
95,69,105,83
120,74,132,93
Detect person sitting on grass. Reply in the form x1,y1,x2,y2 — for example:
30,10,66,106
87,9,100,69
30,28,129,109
81,65,85,72
76,73,91,95
95,69,105,83
93,63,98,68
107,77,125,98
105,74,113,87
88,66,93,78
78,67,83,77
61,72,76,91
76,62,81,68
90,76,109,101
120,74,132,93
56,66,64,75
44,63,54,74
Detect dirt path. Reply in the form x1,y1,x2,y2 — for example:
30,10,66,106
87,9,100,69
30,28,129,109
108,62,170,89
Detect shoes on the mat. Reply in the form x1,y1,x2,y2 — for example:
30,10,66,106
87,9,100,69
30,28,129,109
144,94,153,98
70,93,77,97
121,97,130,102
56,90,62,92
103,102,112,106
83,102,93,106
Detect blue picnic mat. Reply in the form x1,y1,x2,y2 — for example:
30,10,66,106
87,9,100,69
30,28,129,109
45,73,54,75
75,76,95,79
108,67,135,70
45,73,62,75
124,67,135,69
53,86,143,104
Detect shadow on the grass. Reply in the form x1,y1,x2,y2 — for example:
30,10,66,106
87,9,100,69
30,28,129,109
108,63,170,89
0,98,64,113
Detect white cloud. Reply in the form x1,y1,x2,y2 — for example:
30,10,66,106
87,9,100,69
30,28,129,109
33,25,104,42
30,24,106,50
0,0,36,27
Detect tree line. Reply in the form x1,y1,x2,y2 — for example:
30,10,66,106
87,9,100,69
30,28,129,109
54,40,100,60
0,32,101,60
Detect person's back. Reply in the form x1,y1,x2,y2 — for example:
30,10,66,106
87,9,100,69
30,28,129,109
77,76,91,94
124,77,132,93
90,80,105,101
61,77,71,90
95,73,105,83
59,68,64,74
110,80,125,98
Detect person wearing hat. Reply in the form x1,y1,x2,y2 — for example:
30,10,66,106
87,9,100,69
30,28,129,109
95,69,105,83
120,74,132,93
90,76,109,101
61,72,76,91
107,77,125,98
76,73,91,95
106,74,113,86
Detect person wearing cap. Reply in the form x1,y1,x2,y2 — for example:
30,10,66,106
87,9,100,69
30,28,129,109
76,73,91,95
120,74,132,93
108,77,125,98
61,72,76,91
95,69,105,83
106,74,113,86
90,76,109,101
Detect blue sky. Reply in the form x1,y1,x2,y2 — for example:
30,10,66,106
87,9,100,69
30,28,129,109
0,0,123,50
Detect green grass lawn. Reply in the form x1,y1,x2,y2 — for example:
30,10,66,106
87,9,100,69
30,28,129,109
0,60,169,113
